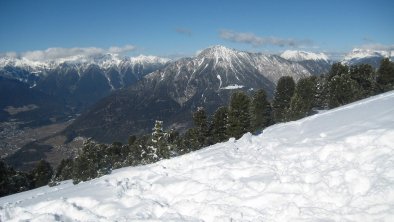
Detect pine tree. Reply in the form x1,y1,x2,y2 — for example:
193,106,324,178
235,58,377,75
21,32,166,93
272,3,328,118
349,64,375,97
0,160,11,196
55,159,73,181
147,120,170,161
288,77,316,120
72,154,96,184
126,135,149,166
30,160,53,188
328,62,349,81
0,160,31,196
227,91,251,139
210,106,229,143
49,158,73,186
179,128,201,152
166,129,179,157
72,139,112,184
313,76,329,109
192,107,209,146
128,135,137,145
328,74,361,108
272,76,295,122
250,89,272,132
377,58,394,91
326,62,366,108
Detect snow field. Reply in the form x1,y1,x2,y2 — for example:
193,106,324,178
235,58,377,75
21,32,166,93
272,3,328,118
1,91,394,221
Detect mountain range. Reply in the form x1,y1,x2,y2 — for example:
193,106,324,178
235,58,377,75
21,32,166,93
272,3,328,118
1,46,391,142
64,45,335,142
342,48,393,67
0,54,169,125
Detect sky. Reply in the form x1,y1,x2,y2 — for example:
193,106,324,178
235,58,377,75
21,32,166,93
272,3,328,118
0,0,393,59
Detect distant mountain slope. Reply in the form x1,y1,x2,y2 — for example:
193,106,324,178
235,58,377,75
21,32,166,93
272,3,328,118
342,48,393,68
0,54,170,124
66,46,320,142
1,90,393,221
0,76,70,126
280,50,332,75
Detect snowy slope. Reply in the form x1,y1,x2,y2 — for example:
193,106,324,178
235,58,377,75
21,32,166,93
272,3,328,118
1,91,394,221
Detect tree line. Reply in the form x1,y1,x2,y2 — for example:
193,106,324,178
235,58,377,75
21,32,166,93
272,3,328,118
1,58,393,197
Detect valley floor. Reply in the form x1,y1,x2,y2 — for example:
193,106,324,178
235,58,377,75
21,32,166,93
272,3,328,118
1,91,394,221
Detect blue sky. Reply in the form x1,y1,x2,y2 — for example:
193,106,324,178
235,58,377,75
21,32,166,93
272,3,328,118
0,0,393,58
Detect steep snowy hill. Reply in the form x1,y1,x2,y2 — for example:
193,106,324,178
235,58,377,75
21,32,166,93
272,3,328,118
1,91,394,221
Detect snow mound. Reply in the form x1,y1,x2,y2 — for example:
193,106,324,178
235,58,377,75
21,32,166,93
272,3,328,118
1,91,394,221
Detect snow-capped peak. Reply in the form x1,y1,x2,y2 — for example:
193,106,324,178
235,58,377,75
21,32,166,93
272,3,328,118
0,53,170,71
129,55,170,64
342,48,393,62
281,50,329,62
197,45,240,59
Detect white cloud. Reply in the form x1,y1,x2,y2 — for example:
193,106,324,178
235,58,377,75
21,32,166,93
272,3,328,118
219,29,313,48
2,45,136,61
108,45,136,54
358,43,394,51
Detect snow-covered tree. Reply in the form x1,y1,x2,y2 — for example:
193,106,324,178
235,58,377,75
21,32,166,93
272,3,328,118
147,120,170,161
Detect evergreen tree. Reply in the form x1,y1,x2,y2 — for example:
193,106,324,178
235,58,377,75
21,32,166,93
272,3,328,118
328,74,361,108
128,135,137,145
325,62,364,108
349,64,375,97
210,106,229,143
313,76,329,109
0,160,11,196
288,77,316,120
192,107,209,146
0,160,31,196
328,62,349,81
55,159,73,181
106,142,125,169
9,171,31,193
126,135,149,166
250,89,272,132
147,120,170,161
30,160,53,188
179,128,201,153
72,139,111,184
377,58,394,91
166,129,179,157
272,76,295,122
49,158,73,186
72,154,96,184
227,91,251,139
